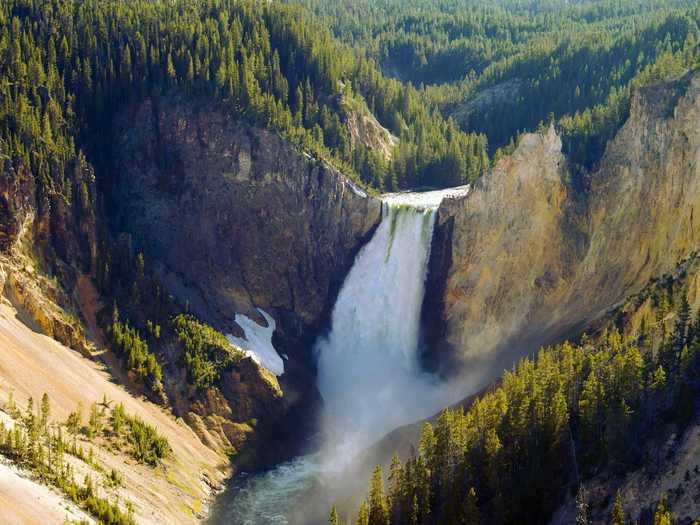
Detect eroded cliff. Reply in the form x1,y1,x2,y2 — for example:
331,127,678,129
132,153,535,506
113,93,381,339
110,93,382,459
429,72,700,382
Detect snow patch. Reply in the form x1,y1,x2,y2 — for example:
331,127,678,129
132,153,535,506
227,309,284,376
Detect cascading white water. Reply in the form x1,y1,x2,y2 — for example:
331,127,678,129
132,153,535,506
213,187,469,525
316,190,463,465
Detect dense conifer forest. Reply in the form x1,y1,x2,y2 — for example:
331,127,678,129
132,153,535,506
4,0,698,202
346,274,700,525
291,0,700,167
0,0,491,196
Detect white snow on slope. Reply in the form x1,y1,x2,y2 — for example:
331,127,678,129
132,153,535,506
227,309,284,376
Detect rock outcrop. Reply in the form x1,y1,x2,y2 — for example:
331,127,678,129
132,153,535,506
428,72,700,383
112,93,382,460
113,94,381,342
450,78,523,130
341,95,399,161
0,151,99,355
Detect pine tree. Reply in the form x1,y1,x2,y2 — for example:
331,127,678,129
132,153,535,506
368,465,390,525
355,501,369,525
329,506,343,525
388,453,403,517
66,402,82,436
112,403,126,435
651,366,667,391
409,494,419,525
88,402,102,438
461,487,479,525
611,490,625,525
653,495,671,525
40,393,50,431
166,52,177,85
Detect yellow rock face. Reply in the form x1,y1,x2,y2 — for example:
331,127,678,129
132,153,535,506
436,73,700,383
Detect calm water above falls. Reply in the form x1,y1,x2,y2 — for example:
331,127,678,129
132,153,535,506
210,187,469,525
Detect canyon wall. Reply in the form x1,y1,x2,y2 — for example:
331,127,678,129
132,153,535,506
113,93,381,350
429,72,700,382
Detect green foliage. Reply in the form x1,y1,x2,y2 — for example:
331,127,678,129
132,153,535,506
0,393,135,525
111,402,126,436
654,495,672,525
79,398,169,467
66,402,82,435
611,490,625,525
125,414,169,466
110,318,162,389
172,314,244,390
350,291,700,524
330,506,344,525
296,0,700,169
87,402,102,438
368,465,390,525
0,0,490,196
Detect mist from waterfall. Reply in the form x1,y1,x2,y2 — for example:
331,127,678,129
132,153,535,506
315,187,468,469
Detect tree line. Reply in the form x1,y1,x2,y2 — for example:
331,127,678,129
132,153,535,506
343,278,700,524
292,0,700,168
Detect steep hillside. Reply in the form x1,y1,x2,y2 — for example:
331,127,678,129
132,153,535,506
113,93,381,335
112,94,381,430
0,300,228,524
549,254,700,525
426,72,700,382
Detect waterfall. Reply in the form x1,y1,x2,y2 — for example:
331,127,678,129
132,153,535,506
212,187,469,524
315,187,468,465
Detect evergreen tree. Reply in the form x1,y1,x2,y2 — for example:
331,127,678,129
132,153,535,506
368,465,390,525
461,487,479,525
356,501,369,525
40,393,50,431
653,495,671,525
329,506,343,525
611,490,625,525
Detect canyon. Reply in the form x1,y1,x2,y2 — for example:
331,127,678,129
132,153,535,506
1,64,700,523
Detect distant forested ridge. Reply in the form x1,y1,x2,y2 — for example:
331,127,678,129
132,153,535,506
3,0,698,202
289,0,700,168
0,0,491,194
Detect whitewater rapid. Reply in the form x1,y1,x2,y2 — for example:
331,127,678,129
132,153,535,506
212,186,468,524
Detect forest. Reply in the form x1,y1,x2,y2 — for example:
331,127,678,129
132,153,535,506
346,275,700,524
0,0,491,196
3,0,699,206
291,0,700,167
